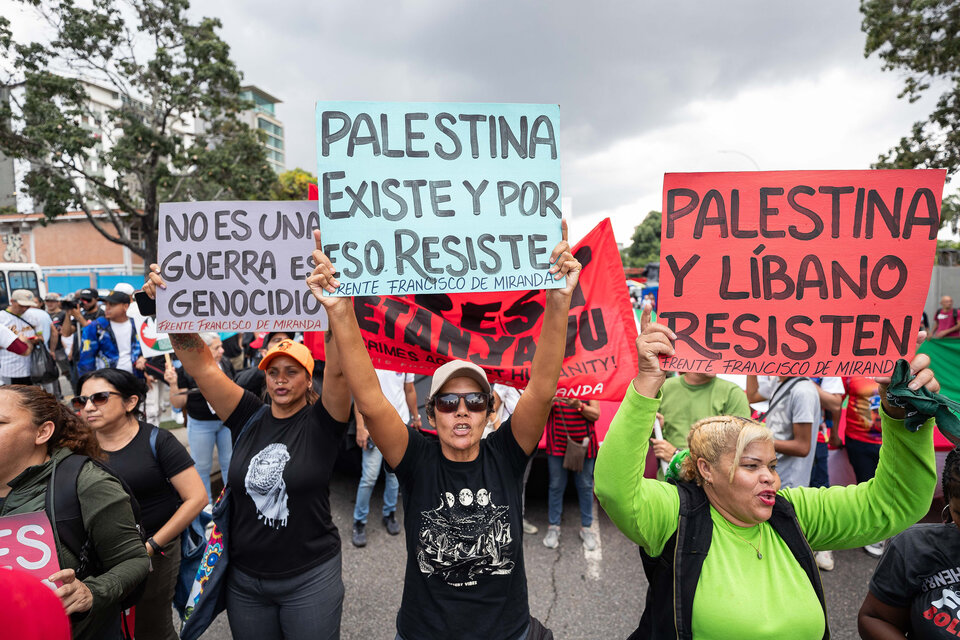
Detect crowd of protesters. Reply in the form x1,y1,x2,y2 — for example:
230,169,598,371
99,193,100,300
1,262,959,640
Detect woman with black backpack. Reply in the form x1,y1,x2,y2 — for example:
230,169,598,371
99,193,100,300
78,368,207,640
0,384,150,640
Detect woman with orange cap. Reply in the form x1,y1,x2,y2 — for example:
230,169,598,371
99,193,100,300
142,271,351,640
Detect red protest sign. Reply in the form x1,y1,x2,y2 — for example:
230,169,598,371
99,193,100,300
0,511,61,587
658,170,944,377
304,218,638,399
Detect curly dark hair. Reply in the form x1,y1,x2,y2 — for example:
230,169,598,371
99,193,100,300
943,446,960,503
3,385,102,459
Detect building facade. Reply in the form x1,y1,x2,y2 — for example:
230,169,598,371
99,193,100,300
239,85,285,174
0,211,145,293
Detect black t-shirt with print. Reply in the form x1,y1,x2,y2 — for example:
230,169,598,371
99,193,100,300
870,523,960,637
177,357,235,421
391,418,532,640
225,391,349,579
102,421,195,536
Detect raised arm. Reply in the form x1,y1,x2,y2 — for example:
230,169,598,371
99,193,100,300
785,353,938,551
306,231,408,468
320,327,352,423
595,306,682,555
163,363,188,410
509,220,581,454
144,266,244,421
404,379,421,429
746,374,766,403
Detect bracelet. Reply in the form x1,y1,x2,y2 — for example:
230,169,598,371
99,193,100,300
146,537,164,556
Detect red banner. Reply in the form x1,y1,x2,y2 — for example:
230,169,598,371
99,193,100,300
659,170,944,377
305,218,638,399
0,511,61,587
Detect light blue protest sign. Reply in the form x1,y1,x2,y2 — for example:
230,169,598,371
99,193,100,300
315,101,563,296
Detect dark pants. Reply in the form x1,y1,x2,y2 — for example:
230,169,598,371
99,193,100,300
810,441,830,489
10,376,32,385
135,538,181,640
846,438,881,483
227,553,343,640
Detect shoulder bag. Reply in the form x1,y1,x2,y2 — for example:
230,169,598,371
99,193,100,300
557,402,590,473
180,404,268,640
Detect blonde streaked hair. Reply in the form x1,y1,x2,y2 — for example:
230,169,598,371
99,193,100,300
679,415,772,485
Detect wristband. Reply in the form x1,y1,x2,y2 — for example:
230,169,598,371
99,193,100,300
146,537,164,556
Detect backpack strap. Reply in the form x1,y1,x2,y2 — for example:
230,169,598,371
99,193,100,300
764,377,805,419
45,454,92,577
149,425,160,461
234,405,269,448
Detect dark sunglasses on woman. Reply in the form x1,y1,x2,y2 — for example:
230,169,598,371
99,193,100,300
71,391,123,410
433,392,490,413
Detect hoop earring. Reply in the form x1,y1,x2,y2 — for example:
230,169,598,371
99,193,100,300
943,504,952,524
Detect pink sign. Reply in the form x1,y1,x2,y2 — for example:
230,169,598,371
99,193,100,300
0,511,61,587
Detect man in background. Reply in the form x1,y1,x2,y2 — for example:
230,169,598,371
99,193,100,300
934,295,960,338
351,368,418,547
0,290,49,385
77,289,145,376
650,372,751,463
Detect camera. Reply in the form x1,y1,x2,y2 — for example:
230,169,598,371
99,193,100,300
61,299,77,311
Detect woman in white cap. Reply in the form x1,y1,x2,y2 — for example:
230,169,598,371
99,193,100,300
306,225,580,640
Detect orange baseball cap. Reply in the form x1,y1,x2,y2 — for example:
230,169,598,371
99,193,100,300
257,339,315,376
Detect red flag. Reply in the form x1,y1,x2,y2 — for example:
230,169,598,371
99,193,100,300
305,219,637,400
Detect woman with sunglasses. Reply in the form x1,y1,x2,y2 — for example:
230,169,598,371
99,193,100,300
142,271,352,640
0,384,149,640
76,368,206,640
305,225,580,640
858,445,960,639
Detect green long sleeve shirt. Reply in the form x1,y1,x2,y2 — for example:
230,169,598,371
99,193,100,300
2,446,150,640
595,384,936,639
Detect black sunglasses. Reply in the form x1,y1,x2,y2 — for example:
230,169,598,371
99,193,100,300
433,392,490,414
71,391,123,410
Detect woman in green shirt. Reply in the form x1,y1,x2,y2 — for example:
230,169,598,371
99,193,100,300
594,309,939,639
0,385,150,640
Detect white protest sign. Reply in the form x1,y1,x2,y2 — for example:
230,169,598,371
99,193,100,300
155,201,329,333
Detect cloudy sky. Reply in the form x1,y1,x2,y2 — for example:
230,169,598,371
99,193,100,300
5,0,945,244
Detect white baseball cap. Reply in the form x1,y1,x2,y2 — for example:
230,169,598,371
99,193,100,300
10,289,40,307
428,360,492,397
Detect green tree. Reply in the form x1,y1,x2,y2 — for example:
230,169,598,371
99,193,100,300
862,0,960,230
0,0,276,271
621,210,661,268
270,168,318,201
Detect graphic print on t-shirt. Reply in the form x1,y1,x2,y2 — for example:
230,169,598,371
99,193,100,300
244,443,291,528
417,487,514,587
919,568,960,633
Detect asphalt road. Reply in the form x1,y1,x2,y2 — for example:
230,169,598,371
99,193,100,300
190,463,885,640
